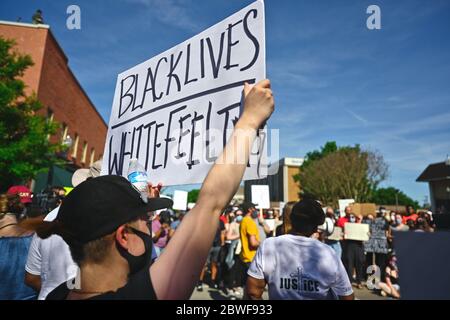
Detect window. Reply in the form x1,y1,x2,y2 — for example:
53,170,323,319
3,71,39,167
71,134,79,158
81,141,88,164
61,123,68,143
46,109,54,140
90,148,95,166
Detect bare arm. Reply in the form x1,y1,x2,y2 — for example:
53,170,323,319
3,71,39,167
339,293,355,300
248,234,260,250
245,276,266,300
259,219,271,235
150,80,274,299
24,272,41,292
226,224,240,241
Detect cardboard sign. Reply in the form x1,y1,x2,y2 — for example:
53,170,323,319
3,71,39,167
101,0,267,185
344,222,370,241
350,203,376,217
251,185,270,209
339,199,355,218
394,231,450,299
327,226,343,241
172,190,188,210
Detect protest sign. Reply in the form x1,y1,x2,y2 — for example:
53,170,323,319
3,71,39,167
394,231,450,299
328,226,343,241
364,218,389,254
338,199,354,217
251,185,270,209
350,203,376,217
344,222,370,241
101,0,267,186
265,218,275,231
172,190,188,210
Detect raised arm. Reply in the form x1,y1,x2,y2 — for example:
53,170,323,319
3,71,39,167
150,79,274,299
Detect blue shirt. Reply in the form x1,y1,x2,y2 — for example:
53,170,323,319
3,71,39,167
0,234,37,300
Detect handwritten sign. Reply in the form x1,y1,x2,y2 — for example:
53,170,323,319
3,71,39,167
344,223,370,241
364,218,389,254
101,0,266,185
251,185,270,209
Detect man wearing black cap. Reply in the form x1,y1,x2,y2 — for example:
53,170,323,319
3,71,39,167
38,79,274,300
245,199,354,300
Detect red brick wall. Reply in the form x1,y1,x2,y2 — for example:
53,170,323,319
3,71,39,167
0,23,47,95
0,22,107,169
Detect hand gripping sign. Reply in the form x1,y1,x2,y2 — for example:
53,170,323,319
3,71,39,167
101,0,267,186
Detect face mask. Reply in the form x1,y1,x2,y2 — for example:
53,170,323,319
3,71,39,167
251,210,259,219
396,218,402,225
236,215,243,223
116,226,152,275
349,216,356,223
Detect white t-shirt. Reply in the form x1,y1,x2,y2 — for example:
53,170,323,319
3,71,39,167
248,234,353,300
25,234,78,300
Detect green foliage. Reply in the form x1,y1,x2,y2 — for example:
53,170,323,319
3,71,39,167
188,189,200,204
370,187,419,209
0,36,63,191
294,141,388,207
301,141,338,169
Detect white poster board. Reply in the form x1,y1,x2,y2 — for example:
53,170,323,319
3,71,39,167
251,185,270,209
101,0,267,186
172,190,188,210
344,222,370,241
339,199,355,218
265,218,275,231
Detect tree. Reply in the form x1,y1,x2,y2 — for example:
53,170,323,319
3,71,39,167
370,187,419,209
294,142,388,207
301,141,338,168
0,37,62,192
188,189,200,203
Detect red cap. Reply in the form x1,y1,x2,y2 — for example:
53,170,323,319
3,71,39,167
7,185,32,204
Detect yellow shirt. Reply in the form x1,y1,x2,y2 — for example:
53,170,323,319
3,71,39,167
239,216,260,263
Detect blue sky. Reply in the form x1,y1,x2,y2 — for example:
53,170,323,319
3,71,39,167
1,0,449,203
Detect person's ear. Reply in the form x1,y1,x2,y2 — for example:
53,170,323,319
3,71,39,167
115,225,130,249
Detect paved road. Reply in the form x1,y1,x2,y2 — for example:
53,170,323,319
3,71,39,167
190,284,388,300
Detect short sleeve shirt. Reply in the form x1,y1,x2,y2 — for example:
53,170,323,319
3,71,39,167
248,234,353,300
239,216,260,263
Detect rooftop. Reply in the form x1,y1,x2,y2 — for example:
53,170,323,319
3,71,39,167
416,161,450,182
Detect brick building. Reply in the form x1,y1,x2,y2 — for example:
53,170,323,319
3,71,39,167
0,20,107,191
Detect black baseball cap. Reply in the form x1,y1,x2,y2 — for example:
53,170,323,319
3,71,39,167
241,201,257,214
291,199,325,227
56,175,173,244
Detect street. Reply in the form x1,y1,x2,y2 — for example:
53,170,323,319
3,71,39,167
190,284,388,300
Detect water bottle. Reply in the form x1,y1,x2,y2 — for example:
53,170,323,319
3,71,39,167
127,158,149,203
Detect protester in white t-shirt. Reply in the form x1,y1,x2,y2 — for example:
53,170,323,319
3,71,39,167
25,231,78,299
246,199,354,300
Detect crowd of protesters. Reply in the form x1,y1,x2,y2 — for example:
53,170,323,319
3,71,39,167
0,79,439,301
0,177,437,300
317,204,435,299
